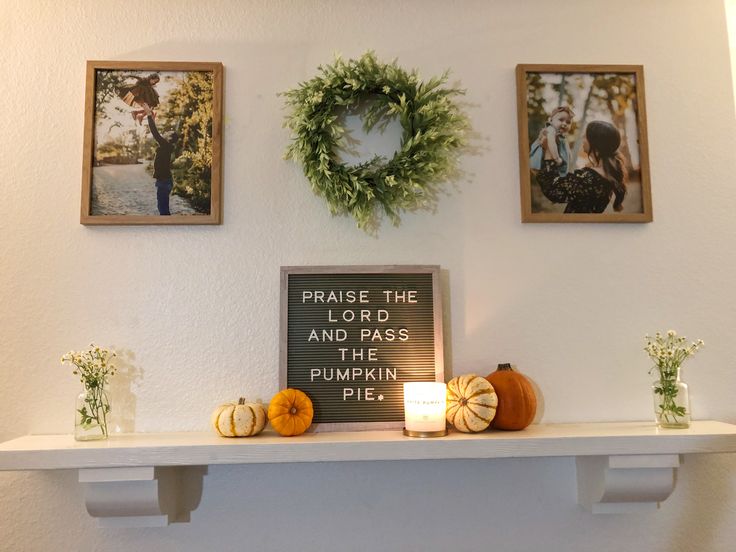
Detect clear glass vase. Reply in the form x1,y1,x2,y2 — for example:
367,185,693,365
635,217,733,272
652,368,690,429
75,387,110,441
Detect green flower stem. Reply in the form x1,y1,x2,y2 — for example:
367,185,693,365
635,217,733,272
654,374,685,424
78,385,110,436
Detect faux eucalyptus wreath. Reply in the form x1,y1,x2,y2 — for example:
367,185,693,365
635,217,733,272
282,52,469,229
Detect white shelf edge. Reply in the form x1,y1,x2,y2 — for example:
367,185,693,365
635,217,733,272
2,421,736,470
2,420,735,525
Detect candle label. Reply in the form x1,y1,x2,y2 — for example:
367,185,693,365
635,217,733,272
280,266,444,430
406,399,445,407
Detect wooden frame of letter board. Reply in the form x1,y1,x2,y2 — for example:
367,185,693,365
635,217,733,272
280,265,444,432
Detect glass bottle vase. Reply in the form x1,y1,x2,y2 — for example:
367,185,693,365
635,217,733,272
652,368,690,429
75,388,110,441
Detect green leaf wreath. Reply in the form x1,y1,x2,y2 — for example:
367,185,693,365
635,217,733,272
282,52,469,230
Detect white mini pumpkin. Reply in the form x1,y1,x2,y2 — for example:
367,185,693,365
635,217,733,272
211,398,267,437
446,374,498,433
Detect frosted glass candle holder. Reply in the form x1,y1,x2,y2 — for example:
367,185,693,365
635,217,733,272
403,382,448,437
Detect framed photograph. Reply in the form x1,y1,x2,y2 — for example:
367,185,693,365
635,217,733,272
280,265,444,432
81,61,223,225
516,64,652,223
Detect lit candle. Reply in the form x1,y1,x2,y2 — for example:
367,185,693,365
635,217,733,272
403,382,448,437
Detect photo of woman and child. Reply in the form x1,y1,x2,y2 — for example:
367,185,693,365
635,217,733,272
517,65,652,222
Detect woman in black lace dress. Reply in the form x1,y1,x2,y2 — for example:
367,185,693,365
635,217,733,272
536,120,627,214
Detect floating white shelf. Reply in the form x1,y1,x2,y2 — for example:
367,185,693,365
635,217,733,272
2,421,735,526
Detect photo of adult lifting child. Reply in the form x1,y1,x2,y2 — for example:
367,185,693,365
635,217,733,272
81,61,222,225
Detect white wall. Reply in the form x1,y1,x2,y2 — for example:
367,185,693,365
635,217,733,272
1,1,735,550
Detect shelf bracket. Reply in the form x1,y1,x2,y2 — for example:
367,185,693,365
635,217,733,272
79,465,207,527
576,454,679,513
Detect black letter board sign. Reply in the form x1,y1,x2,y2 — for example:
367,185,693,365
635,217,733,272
280,266,444,432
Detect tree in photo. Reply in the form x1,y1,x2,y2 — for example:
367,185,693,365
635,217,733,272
159,71,215,213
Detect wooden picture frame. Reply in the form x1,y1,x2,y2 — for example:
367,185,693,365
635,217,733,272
280,265,444,432
516,64,652,223
81,61,223,225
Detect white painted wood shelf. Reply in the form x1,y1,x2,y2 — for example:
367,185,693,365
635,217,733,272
2,421,736,526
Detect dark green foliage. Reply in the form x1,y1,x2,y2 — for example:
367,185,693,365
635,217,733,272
161,71,215,213
282,52,469,230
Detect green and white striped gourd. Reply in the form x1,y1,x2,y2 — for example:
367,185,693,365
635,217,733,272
446,374,498,433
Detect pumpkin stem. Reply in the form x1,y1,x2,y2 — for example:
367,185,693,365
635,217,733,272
497,363,513,371
238,397,246,405
290,407,297,415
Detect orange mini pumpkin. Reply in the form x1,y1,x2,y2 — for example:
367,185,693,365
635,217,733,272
485,363,537,430
268,388,314,436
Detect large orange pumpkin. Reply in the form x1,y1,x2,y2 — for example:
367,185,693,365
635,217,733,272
268,388,314,436
485,363,536,430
